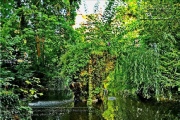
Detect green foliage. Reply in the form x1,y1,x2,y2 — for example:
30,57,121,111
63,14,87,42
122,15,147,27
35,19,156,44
0,90,19,107
1,0,179,116
106,0,180,101
60,0,179,102
60,42,91,79
92,87,102,94
0,0,80,119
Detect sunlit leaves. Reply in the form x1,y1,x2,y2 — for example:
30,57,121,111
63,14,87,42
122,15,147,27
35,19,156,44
103,0,180,101
62,0,70,6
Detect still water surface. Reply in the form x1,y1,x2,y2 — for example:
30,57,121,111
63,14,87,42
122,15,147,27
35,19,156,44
29,90,180,120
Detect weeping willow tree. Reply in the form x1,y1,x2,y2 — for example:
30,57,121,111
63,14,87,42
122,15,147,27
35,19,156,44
107,0,180,101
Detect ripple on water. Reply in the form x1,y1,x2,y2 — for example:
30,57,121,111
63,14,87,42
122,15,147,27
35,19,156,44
28,99,74,107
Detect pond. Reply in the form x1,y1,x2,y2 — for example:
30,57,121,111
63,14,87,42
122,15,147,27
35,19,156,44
29,90,180,120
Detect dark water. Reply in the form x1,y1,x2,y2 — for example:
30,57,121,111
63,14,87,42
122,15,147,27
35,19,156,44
29,90,180,120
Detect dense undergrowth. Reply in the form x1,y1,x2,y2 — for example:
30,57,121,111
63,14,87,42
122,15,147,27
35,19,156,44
0,0,180,119
0,0,80,119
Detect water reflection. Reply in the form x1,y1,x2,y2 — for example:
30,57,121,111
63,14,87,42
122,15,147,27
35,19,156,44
31,102,103,120
30,90,180,120
30,90,103,120
103,94,180,120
